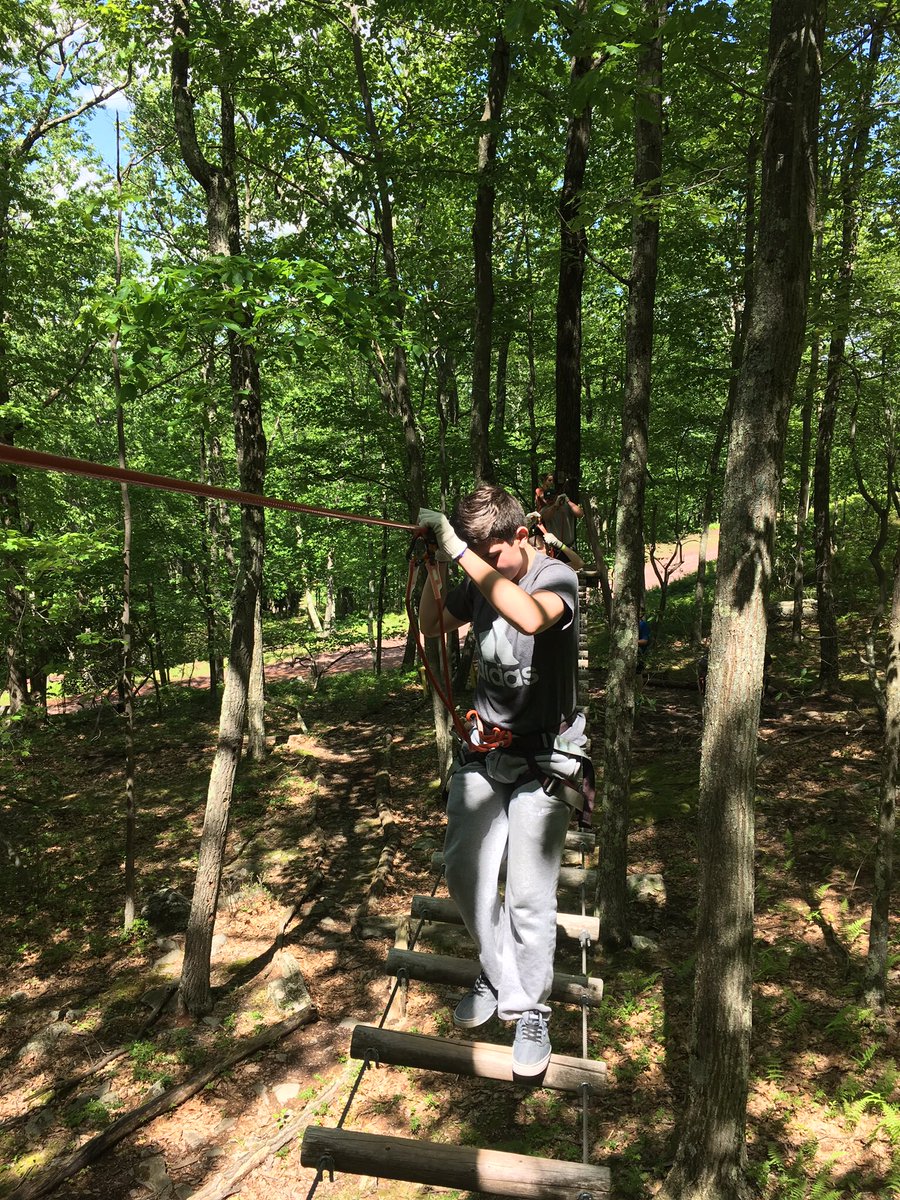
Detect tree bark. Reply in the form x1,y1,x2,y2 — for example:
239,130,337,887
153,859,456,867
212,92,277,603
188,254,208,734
469,25,509,485
791,331,819,644
865,536,900,1009
523,224,540,498
554,0,595,501
247,589,266,760
172,0,267,1017
112,133,137,931
813,24,883,692
0,178,29,714
658,2,821,1195
596,0,664,951
693,125,757,650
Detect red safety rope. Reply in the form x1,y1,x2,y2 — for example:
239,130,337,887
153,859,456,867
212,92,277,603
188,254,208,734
0,444,417,532
3,440,512,752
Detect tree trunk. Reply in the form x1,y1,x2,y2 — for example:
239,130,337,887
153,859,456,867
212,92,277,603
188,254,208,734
172,0,267,1017
324,549,336,631
376,521,389,674
247,590,266,761
524,225,539,498
469,25,509,485
199,409,224,699
658,3,821,1195
596,0,664,951
791,331,819,644
112,138,137,931
146,582,168,688
813,25,883,692
580,494,613,623
436,351,458,505
555,0,594,501
865,537,900,1010
693,126,757,651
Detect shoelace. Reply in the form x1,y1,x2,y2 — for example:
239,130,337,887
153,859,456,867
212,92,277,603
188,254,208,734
473,973,496,997
519,1013,547,1042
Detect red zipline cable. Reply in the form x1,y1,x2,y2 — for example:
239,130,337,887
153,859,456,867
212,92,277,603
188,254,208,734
0,444,417,532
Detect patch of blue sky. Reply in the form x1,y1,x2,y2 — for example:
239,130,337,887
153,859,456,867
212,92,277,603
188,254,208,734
79,88,134,174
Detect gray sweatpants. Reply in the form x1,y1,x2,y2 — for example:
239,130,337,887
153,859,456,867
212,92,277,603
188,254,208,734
443,755,573,1020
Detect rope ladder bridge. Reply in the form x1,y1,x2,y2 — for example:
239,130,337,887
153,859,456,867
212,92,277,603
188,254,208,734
0,445,612,1199
299,572,611,1200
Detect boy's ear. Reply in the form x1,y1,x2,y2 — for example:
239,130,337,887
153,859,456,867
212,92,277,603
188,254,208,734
513,525,530,544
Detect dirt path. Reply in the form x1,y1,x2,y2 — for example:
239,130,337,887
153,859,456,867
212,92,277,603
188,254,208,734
46,637,410,714
644,528,719,593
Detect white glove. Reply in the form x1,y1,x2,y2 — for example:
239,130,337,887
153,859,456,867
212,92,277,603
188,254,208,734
543,530,563,549
526,511,542,524
556,493,568,505
416,508,467,560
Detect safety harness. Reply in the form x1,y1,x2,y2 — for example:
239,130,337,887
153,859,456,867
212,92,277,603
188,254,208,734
407,535,596,828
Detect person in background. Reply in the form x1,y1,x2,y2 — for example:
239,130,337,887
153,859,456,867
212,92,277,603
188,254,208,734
534,471,556,513
540,474,583,548
526,513,586,572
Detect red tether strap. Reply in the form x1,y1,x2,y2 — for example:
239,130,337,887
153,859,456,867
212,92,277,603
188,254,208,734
0,444,417,532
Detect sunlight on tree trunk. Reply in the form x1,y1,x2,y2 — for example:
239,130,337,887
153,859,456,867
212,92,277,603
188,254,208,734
658,2,821,1194
247,590,266,761
171,0,267,1017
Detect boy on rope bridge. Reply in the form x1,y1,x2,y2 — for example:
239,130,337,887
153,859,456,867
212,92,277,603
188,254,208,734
416,484,592,1077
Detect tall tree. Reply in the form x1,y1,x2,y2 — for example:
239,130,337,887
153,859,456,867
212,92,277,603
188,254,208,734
596,0,665,950
554,0,606,502
658,1,822,1195
692,128,758,650
865,531,900,1010
171,0,268,1016
470,23,510,485
813,18,885,690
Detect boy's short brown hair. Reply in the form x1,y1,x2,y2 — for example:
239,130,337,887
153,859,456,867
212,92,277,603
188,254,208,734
451,485,526,545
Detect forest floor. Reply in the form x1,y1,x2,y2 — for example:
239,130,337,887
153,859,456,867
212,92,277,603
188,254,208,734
0,596,898,1200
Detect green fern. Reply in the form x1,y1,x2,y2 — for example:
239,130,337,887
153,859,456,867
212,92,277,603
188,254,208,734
780,988,809,1034
845,915,868,945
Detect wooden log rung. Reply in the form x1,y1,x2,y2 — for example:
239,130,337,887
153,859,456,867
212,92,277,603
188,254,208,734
411,895,600,944
386,948,603,1007
301,1127,611,1199
566,829,596,850
350,1024,607,1093
431,851,597,892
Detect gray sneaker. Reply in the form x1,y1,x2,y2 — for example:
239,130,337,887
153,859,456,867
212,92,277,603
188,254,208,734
453,972,498,1029
512,1010,552,1076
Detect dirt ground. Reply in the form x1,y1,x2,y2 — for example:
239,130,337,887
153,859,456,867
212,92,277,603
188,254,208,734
1,618,897,1200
